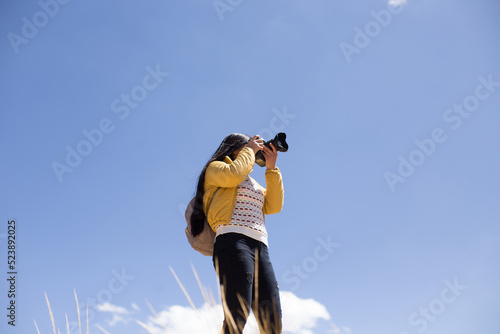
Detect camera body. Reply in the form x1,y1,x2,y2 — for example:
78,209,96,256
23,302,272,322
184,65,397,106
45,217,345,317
255,132,289,167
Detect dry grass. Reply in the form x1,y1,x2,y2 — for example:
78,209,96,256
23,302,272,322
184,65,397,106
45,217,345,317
74,289,81,334
95,324,111,334
34,319,41,334
45,292,56,334
37,260,280,334
38,290,90,334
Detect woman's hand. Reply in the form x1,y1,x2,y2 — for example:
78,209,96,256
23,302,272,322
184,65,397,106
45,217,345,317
246,135,264,153
262,143,278,170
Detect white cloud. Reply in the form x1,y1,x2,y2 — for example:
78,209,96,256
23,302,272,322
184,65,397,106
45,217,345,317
388,0,407,7
96,291,345,334
280,291,331,334
106,313,130,327
133,291,333,334
141,302,223,334
97,302,134,327
131,303,140,311
96,302,129,314
329,321,341,334
329,322,352,334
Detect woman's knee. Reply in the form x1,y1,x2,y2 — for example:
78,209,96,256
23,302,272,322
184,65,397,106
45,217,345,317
253,298,282,333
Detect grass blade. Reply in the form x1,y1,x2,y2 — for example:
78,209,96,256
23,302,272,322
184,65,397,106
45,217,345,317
86,304,89,334
145,299,168,331
95,323,112,334
45,292,57,334
74,289,82,334
34,319,41,334
169,266,196,311
136,320,156,334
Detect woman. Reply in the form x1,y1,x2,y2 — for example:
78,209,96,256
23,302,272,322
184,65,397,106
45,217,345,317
190,133,284,334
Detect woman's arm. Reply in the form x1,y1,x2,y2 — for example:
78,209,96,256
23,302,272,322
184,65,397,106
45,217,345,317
262,168,284,215
205,135,263,188
261,144,284,214
205,147,256,188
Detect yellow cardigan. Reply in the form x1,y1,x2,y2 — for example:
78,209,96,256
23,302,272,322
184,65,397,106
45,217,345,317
203,146,284,231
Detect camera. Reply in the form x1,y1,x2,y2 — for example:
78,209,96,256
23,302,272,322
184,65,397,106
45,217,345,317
255,132,289,167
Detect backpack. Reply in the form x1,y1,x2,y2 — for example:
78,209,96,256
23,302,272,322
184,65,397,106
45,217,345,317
184,188,219,256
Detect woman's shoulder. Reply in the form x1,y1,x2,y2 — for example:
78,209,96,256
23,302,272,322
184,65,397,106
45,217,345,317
206,160,229,174
205,158,246,188
208,156,232,167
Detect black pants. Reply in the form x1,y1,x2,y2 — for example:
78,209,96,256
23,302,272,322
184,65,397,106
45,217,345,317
213,233,282,334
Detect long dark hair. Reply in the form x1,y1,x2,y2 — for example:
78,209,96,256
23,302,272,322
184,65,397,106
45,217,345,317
190,133,251,237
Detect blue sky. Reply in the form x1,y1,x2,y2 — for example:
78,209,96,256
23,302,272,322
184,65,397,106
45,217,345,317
1,0,499,333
